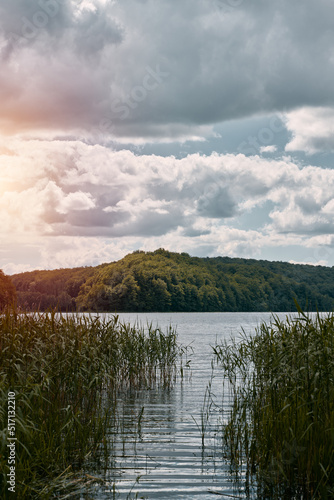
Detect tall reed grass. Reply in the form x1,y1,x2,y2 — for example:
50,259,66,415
213,310,334,499
0,310,179,498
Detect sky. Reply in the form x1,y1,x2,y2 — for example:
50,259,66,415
1,0,334,274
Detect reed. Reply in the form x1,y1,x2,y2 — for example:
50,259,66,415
213,310,334,499
0,310,179,498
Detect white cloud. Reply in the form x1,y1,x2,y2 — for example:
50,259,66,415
285,107,334,154
2,139,334,238
289,259,328,267
260,145,277,153
3,262,40,275
2,138,334,270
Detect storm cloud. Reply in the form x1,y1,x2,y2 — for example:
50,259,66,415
1,0,334,141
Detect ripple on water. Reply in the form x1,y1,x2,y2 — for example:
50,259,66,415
92,312,293,499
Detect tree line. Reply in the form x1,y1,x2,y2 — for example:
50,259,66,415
4,249,334,312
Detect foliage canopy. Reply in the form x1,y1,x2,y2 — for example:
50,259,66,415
10,249,334,312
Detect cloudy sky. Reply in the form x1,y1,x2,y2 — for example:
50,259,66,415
1,0,334,274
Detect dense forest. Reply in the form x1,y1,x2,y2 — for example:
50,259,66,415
10,266,99,311
6,249,334,312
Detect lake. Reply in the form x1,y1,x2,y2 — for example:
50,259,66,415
91,311,299,499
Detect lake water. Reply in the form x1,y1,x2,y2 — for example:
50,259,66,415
92,312,298,499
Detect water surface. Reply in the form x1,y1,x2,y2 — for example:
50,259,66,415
94,312,296,499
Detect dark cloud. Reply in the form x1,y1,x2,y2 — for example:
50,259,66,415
295,195,322,215
182,226,211,237
0,0,123,133
112,209,186,237
0,0,333,140
66,207,129,229
196,187,237,218
1,0,123,52
53,207,185,238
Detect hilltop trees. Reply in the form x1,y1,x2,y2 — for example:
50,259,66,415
10,249,334,312
75,249,334,312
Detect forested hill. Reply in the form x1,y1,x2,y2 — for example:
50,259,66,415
10,249,334,312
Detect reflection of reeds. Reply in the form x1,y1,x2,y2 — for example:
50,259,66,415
0,310,179,498
213,309,334,499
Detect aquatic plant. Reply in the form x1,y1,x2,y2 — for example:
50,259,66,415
213,310,334,499
0,310,179,498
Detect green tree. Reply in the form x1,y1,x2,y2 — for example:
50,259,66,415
0,271,16,309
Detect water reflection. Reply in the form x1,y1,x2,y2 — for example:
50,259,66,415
91,312,294,499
